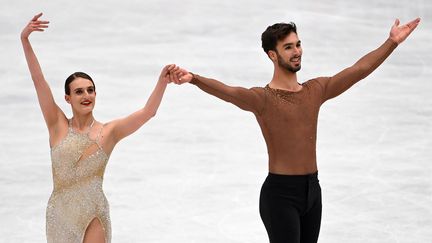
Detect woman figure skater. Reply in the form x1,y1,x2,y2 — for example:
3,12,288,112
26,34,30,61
21,13,177,243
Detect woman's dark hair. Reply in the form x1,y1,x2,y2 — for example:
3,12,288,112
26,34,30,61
64,72,95,95
261,22,297,54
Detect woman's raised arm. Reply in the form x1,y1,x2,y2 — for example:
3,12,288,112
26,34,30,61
21,13,66,131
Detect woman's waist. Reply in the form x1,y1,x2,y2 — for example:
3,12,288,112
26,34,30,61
52,176,104,193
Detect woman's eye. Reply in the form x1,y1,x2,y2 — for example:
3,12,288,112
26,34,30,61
75,90,83,95
87,88,95,94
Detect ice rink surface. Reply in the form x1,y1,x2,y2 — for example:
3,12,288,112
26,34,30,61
0,0,431,242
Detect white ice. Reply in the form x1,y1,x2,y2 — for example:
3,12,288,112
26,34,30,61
0,0,431,242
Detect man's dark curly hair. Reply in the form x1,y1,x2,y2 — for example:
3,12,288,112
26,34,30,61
261,22,297,54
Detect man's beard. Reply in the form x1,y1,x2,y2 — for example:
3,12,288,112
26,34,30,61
277,51,301,73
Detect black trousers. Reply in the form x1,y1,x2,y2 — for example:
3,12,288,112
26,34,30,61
259,172,322,243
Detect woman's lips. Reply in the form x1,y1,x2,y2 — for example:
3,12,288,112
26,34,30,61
81,100,92,106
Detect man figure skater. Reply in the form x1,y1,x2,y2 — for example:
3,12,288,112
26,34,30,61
170,18,420,243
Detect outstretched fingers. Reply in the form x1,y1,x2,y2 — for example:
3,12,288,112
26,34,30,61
33,20,50,25
27,14,50,33
393,18,400,28
31,20,50,27
389,17,420,44
398,17,421,40
406,17,421,33
22,15,49,38
32,13,43,21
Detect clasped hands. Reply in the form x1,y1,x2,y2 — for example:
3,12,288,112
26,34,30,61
160,64,193,84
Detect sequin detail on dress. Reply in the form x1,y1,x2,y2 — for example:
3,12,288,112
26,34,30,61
46,119,111,243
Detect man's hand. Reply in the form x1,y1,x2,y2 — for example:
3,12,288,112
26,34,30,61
389,17,420,44
169,66,193,84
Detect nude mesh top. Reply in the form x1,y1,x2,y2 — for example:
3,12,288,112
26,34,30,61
190,38,397,174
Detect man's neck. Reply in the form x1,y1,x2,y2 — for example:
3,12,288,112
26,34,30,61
269,68,301,91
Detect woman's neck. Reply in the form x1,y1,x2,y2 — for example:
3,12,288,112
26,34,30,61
71,113,95,131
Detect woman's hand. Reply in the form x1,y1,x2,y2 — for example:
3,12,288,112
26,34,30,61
159,64,179,83
167,66,193,84
21,13,50,39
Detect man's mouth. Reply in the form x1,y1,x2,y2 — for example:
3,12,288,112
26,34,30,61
290,56,301,63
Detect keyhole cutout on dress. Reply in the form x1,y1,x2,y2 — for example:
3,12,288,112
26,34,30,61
76,142,102,166
74,122,105,167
